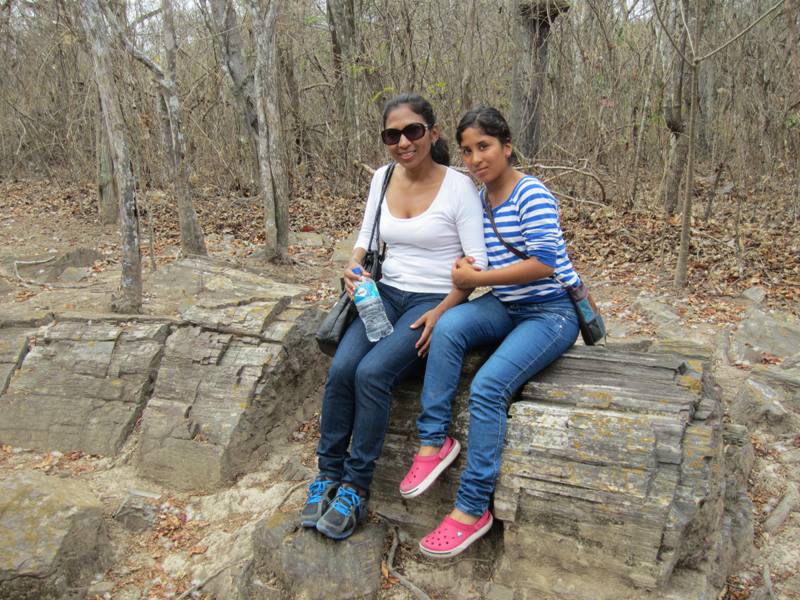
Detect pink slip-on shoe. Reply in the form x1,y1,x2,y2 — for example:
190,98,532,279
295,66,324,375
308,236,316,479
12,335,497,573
399,436,461,499
418,510,493,558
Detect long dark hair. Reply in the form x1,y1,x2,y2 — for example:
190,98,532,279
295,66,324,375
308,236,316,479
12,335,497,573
456,106,518,164
382,93,450,166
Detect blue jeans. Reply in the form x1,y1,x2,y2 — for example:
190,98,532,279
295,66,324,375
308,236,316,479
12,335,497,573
317,282,447,493
417,292,579,516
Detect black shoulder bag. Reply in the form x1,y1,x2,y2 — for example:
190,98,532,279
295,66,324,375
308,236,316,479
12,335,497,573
482,193,606,346
315,164,395,356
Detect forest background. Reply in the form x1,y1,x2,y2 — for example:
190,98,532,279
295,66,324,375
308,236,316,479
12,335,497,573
0,0,798,319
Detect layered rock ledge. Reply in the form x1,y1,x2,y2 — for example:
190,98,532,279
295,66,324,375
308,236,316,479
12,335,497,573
372,346,753,599
0,257,327,491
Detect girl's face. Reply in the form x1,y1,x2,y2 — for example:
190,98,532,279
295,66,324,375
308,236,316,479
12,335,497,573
383,104,438,169
459,125,513,185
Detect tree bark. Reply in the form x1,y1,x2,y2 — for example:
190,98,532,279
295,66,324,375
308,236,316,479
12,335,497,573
160,0,206,256
460,0,478,111
203,0,259,168
95,94,118,224
80,0,142,313
327,0,359,167
659,0,689,216
250,0,289,262
674,59,698,288
103,0,207,256
511,0,570,160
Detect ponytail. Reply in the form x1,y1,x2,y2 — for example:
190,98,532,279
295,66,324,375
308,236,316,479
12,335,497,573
431,138,450,166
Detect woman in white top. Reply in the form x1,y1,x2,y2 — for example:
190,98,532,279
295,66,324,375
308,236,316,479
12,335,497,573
301,93,487,540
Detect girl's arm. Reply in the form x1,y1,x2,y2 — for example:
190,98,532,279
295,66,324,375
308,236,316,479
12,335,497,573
452,256,553,289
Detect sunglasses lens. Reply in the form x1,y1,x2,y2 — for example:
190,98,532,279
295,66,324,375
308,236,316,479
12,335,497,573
381,129,401,145
380,123,428,145
404,123,427,141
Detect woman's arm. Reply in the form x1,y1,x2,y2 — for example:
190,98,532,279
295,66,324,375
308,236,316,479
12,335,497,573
409,287,471,356
409,175,489,356
452,256,553,289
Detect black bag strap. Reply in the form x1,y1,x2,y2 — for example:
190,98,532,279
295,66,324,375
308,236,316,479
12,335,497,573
481,189,528,261
367,163,395,259
481,189,572,290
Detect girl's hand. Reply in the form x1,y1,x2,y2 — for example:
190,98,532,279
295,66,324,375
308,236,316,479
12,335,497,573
343,260,368,297
410,308,443,357
451,256,482,289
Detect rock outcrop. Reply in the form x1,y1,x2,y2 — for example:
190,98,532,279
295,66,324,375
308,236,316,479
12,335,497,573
371,346,753,599
0,321,168,456
249,511,385,600
0,471,110,600
0,257,328,491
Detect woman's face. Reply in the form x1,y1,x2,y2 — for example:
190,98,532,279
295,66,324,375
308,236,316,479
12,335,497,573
383,104,437,169
459,125,512,185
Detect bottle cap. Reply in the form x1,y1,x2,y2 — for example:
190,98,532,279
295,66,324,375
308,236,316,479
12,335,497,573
352,266,363,276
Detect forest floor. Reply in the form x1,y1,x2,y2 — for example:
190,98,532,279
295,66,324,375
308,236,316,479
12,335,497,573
0,174,799,600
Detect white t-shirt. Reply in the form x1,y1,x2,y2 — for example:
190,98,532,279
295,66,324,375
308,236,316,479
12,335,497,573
355,165,488,294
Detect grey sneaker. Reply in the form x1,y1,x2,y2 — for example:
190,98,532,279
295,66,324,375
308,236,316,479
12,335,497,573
300,477,340,528
315,485,367,540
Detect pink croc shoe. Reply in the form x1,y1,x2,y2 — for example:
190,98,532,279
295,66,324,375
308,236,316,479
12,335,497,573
399,436,461,499
419,510,493,558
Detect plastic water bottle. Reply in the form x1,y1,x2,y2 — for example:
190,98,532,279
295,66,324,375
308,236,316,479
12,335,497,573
352,267,393,342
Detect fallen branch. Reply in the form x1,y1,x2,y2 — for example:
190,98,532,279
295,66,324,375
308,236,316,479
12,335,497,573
175,558,249,600
13,257,103,290
385,525,431,600
529,163,607,204
355,161,376,176
275,480,308,512
554,192,607,208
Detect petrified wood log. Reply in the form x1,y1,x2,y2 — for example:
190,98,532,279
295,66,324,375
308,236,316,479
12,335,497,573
372,346,752,598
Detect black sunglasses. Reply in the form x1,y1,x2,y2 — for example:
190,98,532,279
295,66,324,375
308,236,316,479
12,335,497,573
380,122,430,145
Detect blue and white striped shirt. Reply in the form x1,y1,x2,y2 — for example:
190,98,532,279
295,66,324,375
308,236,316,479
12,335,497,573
483,175,580,303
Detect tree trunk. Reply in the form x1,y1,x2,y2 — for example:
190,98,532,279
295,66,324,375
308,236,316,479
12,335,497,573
674,60,699,288
95,94,118,224
203,0,259,178
161,0,206,256
327,0,359,168
511,0,570,160
785,0,800,222
659,0,689,216
250,0,289,262
460,0,478,111
80,0,141,313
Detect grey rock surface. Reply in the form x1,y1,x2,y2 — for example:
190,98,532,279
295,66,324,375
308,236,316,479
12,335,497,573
727,308,800,364
113,490,161,532
730,377,800,433
0,326,32,397
250,511,385,600
741,286,767,305
0,321,168,455
0,471,110,600
372,347,752,599
135,303,326,491
633,297,682,326
763,482,800,533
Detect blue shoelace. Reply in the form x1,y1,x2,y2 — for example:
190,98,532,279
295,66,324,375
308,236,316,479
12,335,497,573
331,486,361,516
306,479,334,504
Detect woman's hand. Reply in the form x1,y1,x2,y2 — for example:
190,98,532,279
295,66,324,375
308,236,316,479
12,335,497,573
410,308,443,357
451,256,483,289
343,260,368,297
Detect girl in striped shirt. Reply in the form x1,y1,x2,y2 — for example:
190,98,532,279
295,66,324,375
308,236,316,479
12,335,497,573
399,107,583,558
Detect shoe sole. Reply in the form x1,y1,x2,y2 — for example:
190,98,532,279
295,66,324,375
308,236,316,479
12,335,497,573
400,438,461,499
316,519,358,540
300,518,319,528
418,514,493,559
